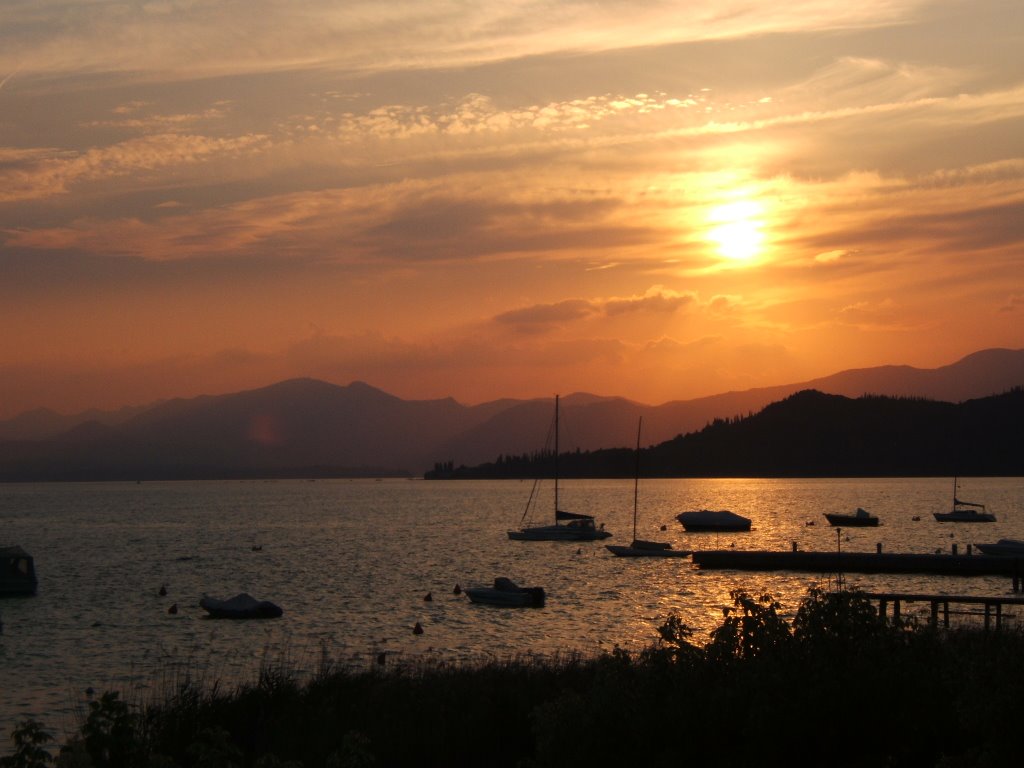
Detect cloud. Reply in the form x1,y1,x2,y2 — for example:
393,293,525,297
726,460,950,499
604,287,696,315
998,294,1024,314
0,2,926,80
0,132,269,203
495,287,695,331
837,299,915,331
495,299,598,329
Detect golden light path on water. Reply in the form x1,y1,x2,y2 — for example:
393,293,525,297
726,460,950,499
2,477,1023,733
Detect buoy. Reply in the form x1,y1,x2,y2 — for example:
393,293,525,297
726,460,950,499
413,622,424,635
168,603,178,615
453,584,462,595
85,687,95,698
423,592,432,602
660,525,667,531
158,584,167,597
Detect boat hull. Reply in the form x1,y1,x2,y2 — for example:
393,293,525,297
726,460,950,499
200,593,283,619
676,510,751,532
508,525,612,541
824,513,879,527
0,546,38,597
933,512,996,523
465,586,545,607
975,540,1024,555
606,545,692,558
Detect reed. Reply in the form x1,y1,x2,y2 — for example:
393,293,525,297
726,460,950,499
6,589,1024,767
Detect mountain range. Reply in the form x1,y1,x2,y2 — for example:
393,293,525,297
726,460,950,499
1,347,1022,480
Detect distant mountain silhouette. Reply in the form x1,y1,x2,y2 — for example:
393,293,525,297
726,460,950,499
0,348,1022,480
442,388,1024,479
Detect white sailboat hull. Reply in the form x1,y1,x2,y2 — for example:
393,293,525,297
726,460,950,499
508,523,611,541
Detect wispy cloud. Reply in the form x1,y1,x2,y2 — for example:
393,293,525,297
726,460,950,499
0,1,928,79
0,132,269,202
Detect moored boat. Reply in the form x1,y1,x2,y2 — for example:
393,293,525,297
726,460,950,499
0,546,38,597
676,509,751,532
200,592,283,619
465,577,546,607
975,539,1024,556
824,508,879,527
508,395,612,541
606,417,691,559
933,478,995,522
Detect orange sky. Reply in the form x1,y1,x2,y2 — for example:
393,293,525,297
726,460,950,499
2,1,1023,418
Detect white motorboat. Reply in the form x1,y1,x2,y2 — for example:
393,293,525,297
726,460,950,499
507,395,612,542
975,539,1024,556
676,509,752,532
465,577,546,607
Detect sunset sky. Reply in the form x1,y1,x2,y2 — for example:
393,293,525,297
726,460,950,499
2,0,1023,419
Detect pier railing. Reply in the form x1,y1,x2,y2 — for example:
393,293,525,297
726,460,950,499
861,592,1024,631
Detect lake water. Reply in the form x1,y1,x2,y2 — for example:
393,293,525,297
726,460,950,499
2,476,1022,738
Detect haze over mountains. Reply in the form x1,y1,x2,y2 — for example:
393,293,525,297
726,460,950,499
1,348,1022,480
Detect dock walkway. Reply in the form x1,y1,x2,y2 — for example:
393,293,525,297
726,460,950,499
691,549,1024,578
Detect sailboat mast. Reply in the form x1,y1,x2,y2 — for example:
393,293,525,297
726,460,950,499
633,417,642,542
554,394,560,517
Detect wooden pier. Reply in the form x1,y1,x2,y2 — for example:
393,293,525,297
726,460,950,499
862,592,1024,630
690,549,1024,579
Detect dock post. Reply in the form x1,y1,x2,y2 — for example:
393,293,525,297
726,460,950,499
967,544,972,555
943,601,950,628
930,600,938,626
792,541,797,552
952,543,958,556
876,542,882,554
879,598,887,620
984,603,991,631
893,599,901,622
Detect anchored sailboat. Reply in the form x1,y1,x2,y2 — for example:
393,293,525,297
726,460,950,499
606,417,691,558
507,395,612,541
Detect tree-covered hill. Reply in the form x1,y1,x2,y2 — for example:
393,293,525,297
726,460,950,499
430,388,1024,478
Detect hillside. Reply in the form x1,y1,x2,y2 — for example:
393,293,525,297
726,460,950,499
439,388,1024,478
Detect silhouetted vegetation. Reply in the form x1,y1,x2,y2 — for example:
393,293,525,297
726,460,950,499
7,588,1024,767
429,388,1024,478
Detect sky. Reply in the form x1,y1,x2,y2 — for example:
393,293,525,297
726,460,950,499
1,0,1023,418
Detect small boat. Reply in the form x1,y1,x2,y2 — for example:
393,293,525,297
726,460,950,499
199,592,283,619
975,539,1024,556
933,478,996,522
508,395,612,542
676,509,751,532
0,546,38,597
465,577,546,607
824,508,879,527
607,418,691,558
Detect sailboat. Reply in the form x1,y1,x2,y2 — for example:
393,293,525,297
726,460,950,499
605,417,691,558
507,395,612,541
933,477,996,522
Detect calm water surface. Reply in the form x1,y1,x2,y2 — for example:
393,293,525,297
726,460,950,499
2,477,1022,736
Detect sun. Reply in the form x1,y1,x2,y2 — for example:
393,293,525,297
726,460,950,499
707,200,765,263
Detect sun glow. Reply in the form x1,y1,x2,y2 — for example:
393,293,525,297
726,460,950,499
707,200,765,263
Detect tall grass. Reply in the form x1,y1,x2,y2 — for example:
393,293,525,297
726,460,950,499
6,588,1024,767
